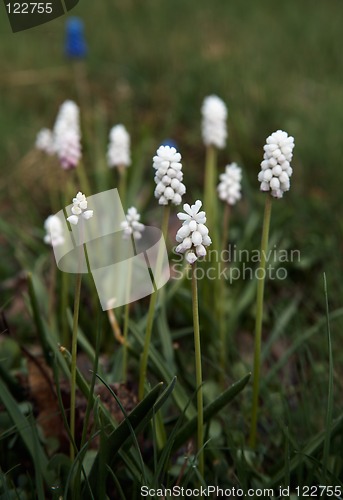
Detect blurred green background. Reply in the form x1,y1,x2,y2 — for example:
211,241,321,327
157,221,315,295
1,0,343,306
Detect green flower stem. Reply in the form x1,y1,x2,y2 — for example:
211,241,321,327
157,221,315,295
76,161,92,198
219,203,231,382
221,203,231,253
204,145,218,246
60,270,69,348
122,257,133,381
48,252,57,326
118,165,127,208
192,262,204,477
70,271,82,461
249,194,272,448
138,204,170,400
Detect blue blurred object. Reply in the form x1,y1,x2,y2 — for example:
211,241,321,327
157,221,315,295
160,138,178,149
65,17,87,59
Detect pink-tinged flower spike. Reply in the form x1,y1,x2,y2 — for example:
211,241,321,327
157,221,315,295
201,95,228,149
36,128,55,155
176,200,212,264
217,163,242,206
44,215,65,246
66,192,93,225
258,130,295,198
121,207,145,240
53,100,81,170
107,124,131,168
153,145,186,206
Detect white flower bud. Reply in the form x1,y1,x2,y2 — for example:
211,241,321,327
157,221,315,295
175,200,211,264
186,251,197,264
153,145,186,205
107,124,131,168
201,95,228,149
217,163,242,206
67,192,93,225
258,129,295,198
121,207,145,240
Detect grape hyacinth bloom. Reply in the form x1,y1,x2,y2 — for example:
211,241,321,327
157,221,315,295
66,192,93,225
36,128,55,155
53,100,81,170
153,145,186,206
217,163,242,206
176,200,212,264
65,17,87,59
121,207,145,240
107,124,131,168
44,215,65,247
258,130,295,198
201,95,228,149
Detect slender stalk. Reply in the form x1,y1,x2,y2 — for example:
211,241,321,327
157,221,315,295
75,160,92,198
219,203,231,382
118,165,127,208
138,204,170,400
69,224,85,461
204,145,218,246
48,252,57,326
122,257,133,381
70,271,82,461
60,270,69,348
221,203,231,252
249,195,272,448
192,262,204,477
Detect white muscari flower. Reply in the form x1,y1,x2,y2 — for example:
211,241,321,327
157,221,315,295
107,124,131,168
120,206,145,240
153,145,186,206
36,128,55,155
258,130,295,199
53,100,81,170
201,95,228,149
217,162,242,205
67,192,93,225
176,200,211,264
44,215,65,247
58,129,82,170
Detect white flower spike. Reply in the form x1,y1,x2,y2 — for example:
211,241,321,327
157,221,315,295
176,200,211,264
67,192,93,225
107,124,131,168
121,207,145,240
153,145,186,206
201,95,228,149
36,128,55,155
258,130,295,199
44,215,65,247
217,163,242,206
53,100,81,170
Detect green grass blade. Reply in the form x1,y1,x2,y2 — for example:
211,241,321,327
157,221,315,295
269,413,343,488
129,320,196,419
27,272,51,365
172,373,250,451
85,382,164,496
94,372,148,485
261,297,299,362
0,378,54,488
322,273,334,484
265,307,343,384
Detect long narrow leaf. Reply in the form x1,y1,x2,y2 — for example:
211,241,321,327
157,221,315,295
85,382,164,496
172,373,250,451
0,378,54,488
322,273,334,483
